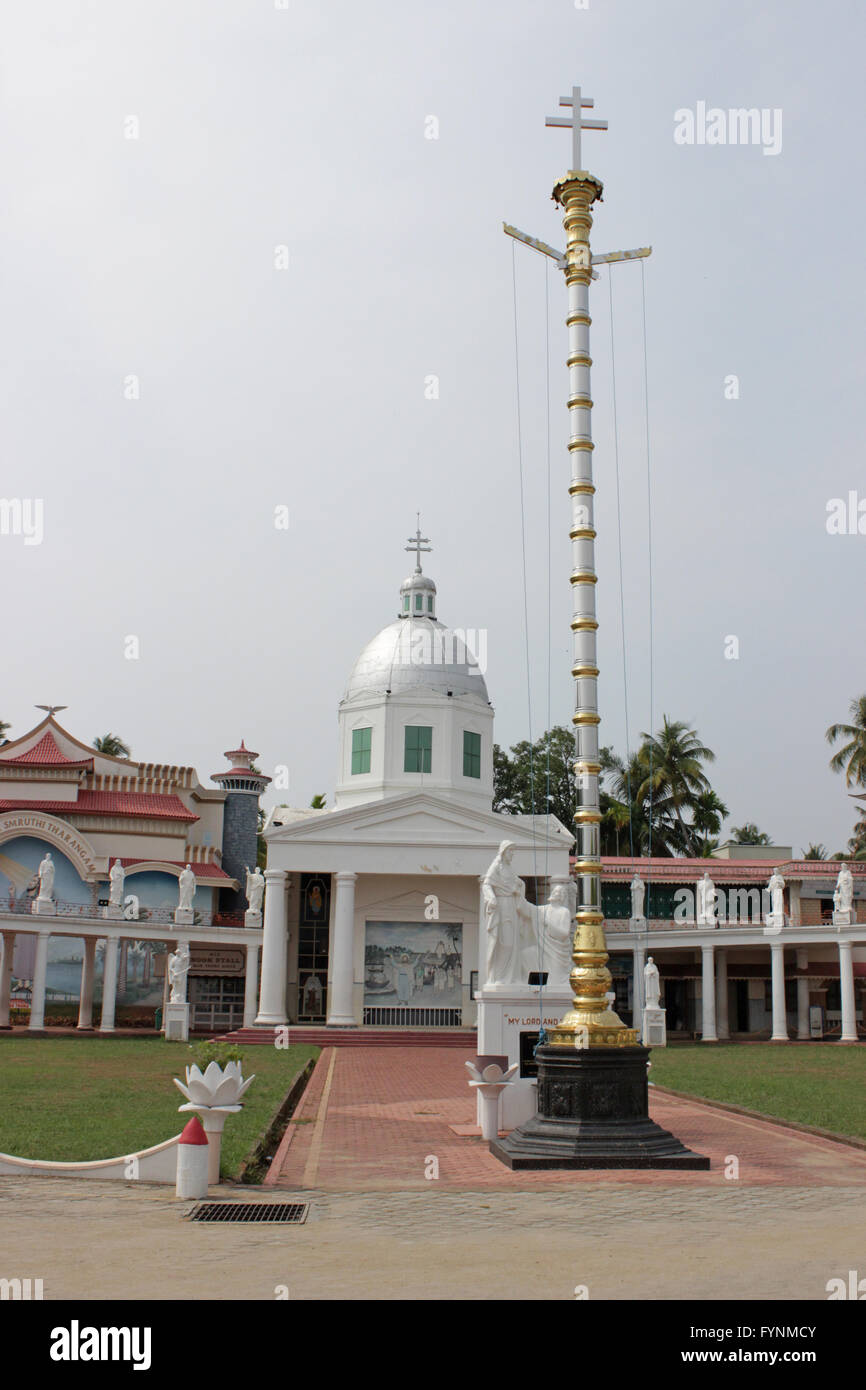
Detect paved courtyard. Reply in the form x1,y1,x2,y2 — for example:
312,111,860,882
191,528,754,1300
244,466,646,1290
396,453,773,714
2,1046,865,1300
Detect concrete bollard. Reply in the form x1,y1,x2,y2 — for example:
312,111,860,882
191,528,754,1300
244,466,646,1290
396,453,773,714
175,1116,209,1199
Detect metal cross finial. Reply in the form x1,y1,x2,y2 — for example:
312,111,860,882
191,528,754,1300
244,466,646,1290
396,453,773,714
405,514,432,573
545,85,608,170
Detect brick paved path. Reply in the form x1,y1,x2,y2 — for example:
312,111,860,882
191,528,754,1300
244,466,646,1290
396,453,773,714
268,1046,866,1191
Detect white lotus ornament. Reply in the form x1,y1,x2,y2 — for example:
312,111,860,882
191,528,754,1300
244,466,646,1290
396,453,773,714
174,1060,255,1111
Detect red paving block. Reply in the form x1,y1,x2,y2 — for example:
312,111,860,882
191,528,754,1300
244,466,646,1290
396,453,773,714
268,1045,866,1192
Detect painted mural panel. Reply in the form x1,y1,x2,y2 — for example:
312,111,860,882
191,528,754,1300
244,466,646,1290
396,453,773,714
364,921,462,1010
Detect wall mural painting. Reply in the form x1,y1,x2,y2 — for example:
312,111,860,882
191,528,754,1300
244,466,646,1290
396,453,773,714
364,921,462,1009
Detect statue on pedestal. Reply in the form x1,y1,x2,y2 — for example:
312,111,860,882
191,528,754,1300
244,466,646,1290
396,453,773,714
697,871,716,924
527,880,577,986
177,864,196,912
482,841,534,986
630,873,645,920
37,852,55,903
644,956,661,1009
836,864,854,916
245,866,265,917
108,859,125,908
767,869,785,920
168,943,191,1003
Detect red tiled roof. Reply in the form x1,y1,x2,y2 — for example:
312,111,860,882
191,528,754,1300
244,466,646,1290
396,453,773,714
119,857,232,880
223,740,258,758
0,792,197,822
1,732,93,770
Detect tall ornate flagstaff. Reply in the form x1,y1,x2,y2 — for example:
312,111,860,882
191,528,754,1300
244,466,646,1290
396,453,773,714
491,85,708,1168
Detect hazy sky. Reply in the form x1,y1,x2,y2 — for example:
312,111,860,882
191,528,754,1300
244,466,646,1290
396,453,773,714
3,0,864,854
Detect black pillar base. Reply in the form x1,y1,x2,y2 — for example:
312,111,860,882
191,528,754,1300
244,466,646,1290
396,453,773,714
490,1044,710,1170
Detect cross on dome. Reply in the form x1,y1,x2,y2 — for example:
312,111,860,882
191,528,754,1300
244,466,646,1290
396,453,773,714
405,514,432,574
545,85,608,170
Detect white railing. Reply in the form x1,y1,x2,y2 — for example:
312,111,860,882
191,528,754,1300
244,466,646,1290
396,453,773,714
362,1006,463,1028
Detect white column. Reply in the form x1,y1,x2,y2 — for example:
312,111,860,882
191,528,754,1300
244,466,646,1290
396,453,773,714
715,947,729,1040
78,936,97,1030
770,941,788,1041
100,936,119,1033
477,876,487,987
29,931,50,1030
701,944,717,1042
327,871,357,1027
0,931,15,1028
243,941,260,1028
632,943,646,1039
838,939,857,1042
254,869,288,1026
797,975,810,1040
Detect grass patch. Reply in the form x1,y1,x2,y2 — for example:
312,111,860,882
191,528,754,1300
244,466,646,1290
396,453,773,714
0,1037,319,1179
649,1043,866,1139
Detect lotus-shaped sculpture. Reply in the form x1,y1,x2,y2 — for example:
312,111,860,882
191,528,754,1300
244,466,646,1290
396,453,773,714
173,1060,255,1110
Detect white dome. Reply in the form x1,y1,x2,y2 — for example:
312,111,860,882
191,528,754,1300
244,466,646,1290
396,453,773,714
342,617,490,705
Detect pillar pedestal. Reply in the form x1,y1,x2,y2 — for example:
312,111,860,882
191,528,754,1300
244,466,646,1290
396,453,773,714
490,1046,709,1170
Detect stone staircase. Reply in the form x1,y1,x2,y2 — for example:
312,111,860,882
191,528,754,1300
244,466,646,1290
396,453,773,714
211,1026,478,1048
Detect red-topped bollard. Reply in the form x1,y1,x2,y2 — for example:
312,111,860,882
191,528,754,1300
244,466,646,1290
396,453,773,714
175,1116,209,1199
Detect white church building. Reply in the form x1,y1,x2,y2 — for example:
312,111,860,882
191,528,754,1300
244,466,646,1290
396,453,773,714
254,545,573,1031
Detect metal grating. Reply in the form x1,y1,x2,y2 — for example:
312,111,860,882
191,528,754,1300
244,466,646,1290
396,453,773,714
362,1006,462,1027
189,1202,308,1224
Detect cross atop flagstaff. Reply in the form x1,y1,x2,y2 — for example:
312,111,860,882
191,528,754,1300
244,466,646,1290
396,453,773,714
545,85,608,170
405,514,432,573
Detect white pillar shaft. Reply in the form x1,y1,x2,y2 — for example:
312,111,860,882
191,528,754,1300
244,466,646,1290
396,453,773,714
254,870,288,1026
243,942,260,1029
78,936,97,1030
477,877,487,986
327,872,357,1027
796,976,810,1040
632,945,646,1038
0,931,15,1028
770,943,788,1041
701,945,717,1042
838,941,857,1042
29,931,50,1030
715,948,729,1039
100,936,119,1033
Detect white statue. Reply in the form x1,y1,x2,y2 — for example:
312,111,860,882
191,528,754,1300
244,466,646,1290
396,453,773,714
245,865,265,916
836,864,854,915
630,873,645,920
697,871,716,924
108,858,125,908
526,881,576,986
167,943,190,1003
644,956,661,1009
37,851,55,902
767,869,785,920
177,864,195,912
482,840,534,986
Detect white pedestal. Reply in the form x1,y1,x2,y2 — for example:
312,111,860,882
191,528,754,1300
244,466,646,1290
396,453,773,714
244,909,262,929
475,984,572,1132
31,899,56,916
102,905,123,920
164,1001,190,1041
764,914,784,933
833,910,854,926
642,1006,667,1047
174,908,194,926
629,916,646,932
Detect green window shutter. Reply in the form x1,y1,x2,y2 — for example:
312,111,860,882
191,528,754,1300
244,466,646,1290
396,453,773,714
351,726,372,774
463,730,481,778
403,595,410,613
427,595,433,612
404,726,432,773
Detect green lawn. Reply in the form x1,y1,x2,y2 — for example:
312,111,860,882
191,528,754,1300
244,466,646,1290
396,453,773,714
649,1043,866,1140
0,1038,319,1179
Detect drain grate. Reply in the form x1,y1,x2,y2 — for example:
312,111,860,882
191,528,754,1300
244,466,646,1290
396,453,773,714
189,1202,308,1224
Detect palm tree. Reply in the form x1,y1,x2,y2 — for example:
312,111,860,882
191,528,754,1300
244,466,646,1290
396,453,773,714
691,790,730,856
0,719,10,742
93,734,131,758
803,843,828,860
826,696,866,787
729,823,773,846
637,717,716,856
